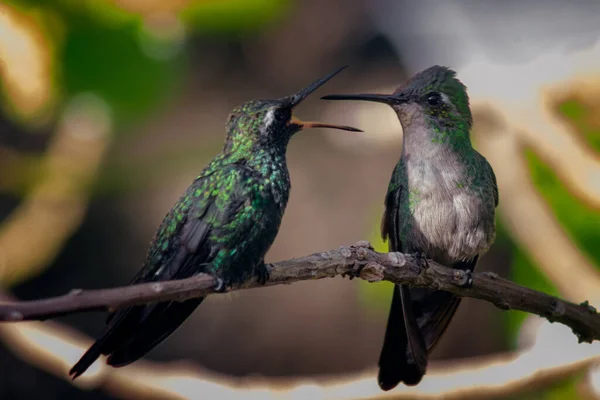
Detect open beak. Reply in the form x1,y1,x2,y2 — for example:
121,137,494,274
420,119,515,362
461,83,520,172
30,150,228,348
283,66,363,132
284,66,347,108
321,93,408,105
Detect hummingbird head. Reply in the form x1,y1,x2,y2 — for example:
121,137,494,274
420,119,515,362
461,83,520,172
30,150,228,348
322,65,472,134
225,66,361,152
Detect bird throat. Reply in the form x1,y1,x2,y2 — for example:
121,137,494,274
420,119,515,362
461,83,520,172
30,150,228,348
399,109,472,159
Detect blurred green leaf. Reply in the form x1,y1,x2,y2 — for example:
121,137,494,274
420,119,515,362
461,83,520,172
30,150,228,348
61,14,184,126
181,0,290,33
504,242,559,346
4,0,185,127
525,149,600,264
505,100,600,346
357,206,393,315
0,1,63,125
558,99,600,152
509,373,582,400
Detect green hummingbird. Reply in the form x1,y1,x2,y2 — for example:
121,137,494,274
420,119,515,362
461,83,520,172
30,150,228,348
69,67,361,379
323,66,498,389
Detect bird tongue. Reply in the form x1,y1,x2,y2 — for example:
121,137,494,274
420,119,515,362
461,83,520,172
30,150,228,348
290,116,362,132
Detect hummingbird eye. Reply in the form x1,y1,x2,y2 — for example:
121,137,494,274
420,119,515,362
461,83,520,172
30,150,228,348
274,108,290,123
426,92,442,107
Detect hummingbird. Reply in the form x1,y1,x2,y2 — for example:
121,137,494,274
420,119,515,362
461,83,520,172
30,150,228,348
323,66,498,389
69,67,360,379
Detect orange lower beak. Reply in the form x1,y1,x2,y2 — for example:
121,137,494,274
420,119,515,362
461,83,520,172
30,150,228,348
290,116,362,132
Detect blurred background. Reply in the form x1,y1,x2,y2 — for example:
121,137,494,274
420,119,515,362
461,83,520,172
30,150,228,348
1,0,600,399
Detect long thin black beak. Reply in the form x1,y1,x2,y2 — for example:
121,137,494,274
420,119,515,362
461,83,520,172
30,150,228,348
321,93,408,105
284,66,349,108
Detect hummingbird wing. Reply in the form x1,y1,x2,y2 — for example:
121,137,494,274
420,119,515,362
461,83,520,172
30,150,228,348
408,257,477,353
70,164,258,378
488,157,499,207
378,182,428,390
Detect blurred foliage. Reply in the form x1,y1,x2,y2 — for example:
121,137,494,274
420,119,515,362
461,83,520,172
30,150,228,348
0,2,60,124
1,0,291,130
511,374,582,400
181,0,290,33
502,224,559,346
525,147,600,264
505,100,600,346
61,21,183,126
0,0,295,199
1,1,181,129
559,99,600,152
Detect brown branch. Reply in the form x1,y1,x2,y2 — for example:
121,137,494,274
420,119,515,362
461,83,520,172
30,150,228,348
1,241,599,343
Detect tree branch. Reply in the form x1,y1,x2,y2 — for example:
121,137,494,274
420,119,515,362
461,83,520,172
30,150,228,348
1,241,599,343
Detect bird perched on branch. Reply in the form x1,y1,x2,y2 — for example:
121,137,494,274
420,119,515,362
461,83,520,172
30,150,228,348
70,67,360,379
323,66,498,390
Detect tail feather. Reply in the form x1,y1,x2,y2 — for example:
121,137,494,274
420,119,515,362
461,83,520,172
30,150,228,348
377,258,478,390
107,297,203,367
412,289,462,351
70,297,204,379
414,258,477,350
69,338,106,379
69,306,140,379
378,285,426,390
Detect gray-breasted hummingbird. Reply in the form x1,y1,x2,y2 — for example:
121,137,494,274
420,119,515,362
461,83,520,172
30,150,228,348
323,65,498,390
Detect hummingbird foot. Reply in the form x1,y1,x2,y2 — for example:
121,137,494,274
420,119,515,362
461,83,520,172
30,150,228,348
213,277,227,293
414,251,429,271
255,262,271,285
452,269,473,288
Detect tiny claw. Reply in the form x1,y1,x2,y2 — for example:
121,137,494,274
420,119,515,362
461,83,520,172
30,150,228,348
255,263,270,285
580,300,598,314
453,269,473,288
414,252,429,269
213,278,226,292
576,330,594,344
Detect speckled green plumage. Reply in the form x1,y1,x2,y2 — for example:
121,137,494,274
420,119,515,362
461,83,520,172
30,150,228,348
70,66,358,380
70,99,297,378
137,99,294,288
145,111,291,283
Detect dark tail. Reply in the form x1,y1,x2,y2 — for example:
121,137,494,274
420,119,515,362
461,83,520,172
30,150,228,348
69,337,108,379
378,258,477,390
378,285,427,390
69,297,204,379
